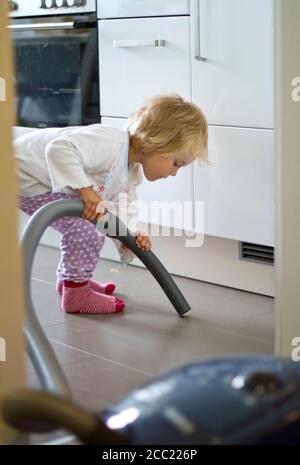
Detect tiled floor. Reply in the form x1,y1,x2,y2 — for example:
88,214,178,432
21,246,274,443
28,244,274,420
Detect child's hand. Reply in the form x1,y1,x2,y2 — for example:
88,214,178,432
135,232,152,252
76,187,105,223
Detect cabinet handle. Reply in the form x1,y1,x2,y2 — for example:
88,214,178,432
113,39,166,48
194,0,206,61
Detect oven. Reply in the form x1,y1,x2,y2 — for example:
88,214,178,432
8,0,99,128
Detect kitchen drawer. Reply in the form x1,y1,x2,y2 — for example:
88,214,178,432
97,0,190,18
101,117,194,231
98,16,191,117
194,126,275,246
136,168,194,231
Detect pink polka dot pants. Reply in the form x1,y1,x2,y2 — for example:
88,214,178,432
19,191,105,283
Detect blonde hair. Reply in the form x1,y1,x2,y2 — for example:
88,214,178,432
127,94,208,163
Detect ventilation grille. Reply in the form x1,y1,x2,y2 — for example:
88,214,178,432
240,242,274,265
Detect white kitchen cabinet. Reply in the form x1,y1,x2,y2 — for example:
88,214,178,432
98,16,191,117
101,117,194,231
191,0,274,129
194,126,275,246
136,168,194,231
97,0,190,18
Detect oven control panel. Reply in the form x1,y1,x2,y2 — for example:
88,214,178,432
8,0,96,17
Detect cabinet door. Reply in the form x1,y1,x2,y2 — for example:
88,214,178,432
136,169,194,231
99,17,191,117
101,117,194,231
194,126,275,245
97,0,190,18
191,0,274,128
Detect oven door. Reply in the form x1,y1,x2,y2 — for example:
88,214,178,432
9,15,99,128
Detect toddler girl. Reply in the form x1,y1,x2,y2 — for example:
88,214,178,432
14,94,208,314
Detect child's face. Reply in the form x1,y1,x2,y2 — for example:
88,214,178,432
142,149,193,182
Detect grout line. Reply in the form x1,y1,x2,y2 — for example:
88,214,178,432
48,338,154,378
241,310,274,321
203,322,274,346
31,277,55,286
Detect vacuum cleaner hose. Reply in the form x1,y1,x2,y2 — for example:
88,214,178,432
2,389,126,445
22,199,191,398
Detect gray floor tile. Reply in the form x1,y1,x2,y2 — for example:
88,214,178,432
28,353,152,412
30,278,65,327
45,316,273,377
27,338,95,374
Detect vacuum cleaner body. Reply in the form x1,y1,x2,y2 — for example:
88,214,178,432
4,355,300,444
102,355,300,445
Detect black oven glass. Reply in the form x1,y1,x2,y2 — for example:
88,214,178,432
11,15,100,128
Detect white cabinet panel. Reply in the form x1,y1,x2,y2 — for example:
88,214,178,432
97,0,190,18
101,117,194,230
99,17,191,117
191,0,274,128
136,170,194,230
194,126,275,246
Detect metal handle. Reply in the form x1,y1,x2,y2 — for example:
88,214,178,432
194,0,206,61
113,39,166,48
9,22,75,31
8,20,96,32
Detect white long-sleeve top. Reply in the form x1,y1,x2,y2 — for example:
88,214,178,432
14,124,144,263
